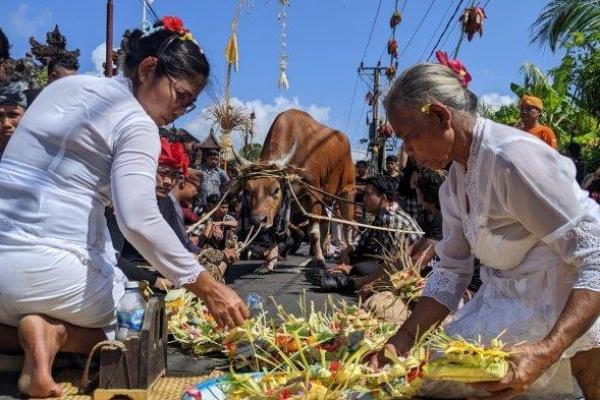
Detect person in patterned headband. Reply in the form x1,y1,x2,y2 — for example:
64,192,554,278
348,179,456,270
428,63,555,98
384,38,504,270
0,81,28,159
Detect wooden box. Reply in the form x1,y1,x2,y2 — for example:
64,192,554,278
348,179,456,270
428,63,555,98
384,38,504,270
97,296,167,391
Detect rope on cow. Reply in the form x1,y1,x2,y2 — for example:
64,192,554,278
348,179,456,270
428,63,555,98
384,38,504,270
185,185,235,234
285,180,423,235
186,163,422,236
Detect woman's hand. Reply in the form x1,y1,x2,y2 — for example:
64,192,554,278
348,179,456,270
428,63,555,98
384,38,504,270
369,328,415,369
468,342,557,400
187,271,249,328
153,277,174,291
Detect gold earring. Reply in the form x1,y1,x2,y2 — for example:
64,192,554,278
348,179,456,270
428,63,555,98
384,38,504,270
421,104,432,114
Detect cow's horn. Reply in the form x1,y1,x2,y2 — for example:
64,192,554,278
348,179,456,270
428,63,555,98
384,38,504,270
273,139,298,168
232,146,252,166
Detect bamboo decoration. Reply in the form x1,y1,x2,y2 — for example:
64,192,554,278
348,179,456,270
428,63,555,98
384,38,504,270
277,0,290,90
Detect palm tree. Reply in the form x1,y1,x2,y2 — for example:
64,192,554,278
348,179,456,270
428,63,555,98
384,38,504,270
531,0,600,51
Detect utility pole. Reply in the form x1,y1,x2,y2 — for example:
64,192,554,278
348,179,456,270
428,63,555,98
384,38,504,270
105,0,114,77
359,61,387,173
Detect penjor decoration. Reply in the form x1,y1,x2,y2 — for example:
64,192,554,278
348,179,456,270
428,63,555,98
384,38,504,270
460,6,486,42
385,0,401,84
220,0,246,163
277,0,290,90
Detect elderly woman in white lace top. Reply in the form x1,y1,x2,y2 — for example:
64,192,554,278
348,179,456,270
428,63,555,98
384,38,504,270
371,62,600,399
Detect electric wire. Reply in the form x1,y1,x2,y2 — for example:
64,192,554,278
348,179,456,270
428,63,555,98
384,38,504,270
426,0,466,61
138,0,160,21
361,0,385,63
419,0,456,62
399,0,437,58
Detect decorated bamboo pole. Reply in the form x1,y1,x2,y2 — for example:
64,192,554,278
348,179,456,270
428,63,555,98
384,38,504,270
278,0,290,90
221,0,244,167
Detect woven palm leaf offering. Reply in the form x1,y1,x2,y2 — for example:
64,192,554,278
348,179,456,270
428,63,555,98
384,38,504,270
329,300,398,351
423,330,512,383
165,289,229,355
371,238,428,305
221,295,397,372
222,339,425,400
165,288,273,365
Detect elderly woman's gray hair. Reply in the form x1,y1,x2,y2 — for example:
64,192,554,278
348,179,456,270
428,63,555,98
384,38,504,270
384,63,478,116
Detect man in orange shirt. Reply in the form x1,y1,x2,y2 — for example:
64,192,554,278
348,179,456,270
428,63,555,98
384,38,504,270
519,95,558,149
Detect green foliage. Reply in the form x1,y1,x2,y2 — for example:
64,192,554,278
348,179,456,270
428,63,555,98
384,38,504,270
522,2,600,172
486,59,599,167
240,143,262,161
507,62,581,144
575,48,600,119
33,66,48,88
531,0,600,52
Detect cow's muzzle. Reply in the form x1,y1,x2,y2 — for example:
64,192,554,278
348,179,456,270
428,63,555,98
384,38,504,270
250,214,271,228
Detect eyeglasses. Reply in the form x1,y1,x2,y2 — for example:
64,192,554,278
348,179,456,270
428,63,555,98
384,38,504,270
166,74,197,115
157,166,183,181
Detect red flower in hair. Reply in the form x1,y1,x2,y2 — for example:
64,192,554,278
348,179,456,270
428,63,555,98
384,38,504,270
435,51,472,86
162,16,188,36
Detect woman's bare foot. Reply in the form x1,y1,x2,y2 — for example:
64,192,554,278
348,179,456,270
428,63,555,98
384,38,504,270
17,315,67,398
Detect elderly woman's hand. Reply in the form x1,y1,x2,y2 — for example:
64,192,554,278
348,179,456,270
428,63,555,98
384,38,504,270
369,328,415,369
468,342,557,400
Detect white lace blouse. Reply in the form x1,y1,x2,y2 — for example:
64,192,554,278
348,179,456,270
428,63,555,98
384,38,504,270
0,75,203,287
422,117,600,313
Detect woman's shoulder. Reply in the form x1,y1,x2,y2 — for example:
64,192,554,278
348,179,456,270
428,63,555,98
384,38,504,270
483,119,577,183
481,119,556,163
484,119,543,149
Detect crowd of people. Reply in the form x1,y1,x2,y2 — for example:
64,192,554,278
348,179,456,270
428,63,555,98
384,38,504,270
0,14,599,400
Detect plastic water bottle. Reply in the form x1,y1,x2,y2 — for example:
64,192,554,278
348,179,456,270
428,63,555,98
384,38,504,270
116,282,146,340
246,293,264,319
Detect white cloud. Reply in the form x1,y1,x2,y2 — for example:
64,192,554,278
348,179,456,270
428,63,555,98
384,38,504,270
9,4,52,38
91,43,106,75
480,93,517,111
182,96,331,149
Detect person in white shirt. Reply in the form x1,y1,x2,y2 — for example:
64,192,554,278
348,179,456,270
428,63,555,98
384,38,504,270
0,17,248,398
371,62,600,399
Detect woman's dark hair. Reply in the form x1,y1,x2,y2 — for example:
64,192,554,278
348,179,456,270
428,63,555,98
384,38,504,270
122,19,209,86
417,169,447,209
366,175,396,201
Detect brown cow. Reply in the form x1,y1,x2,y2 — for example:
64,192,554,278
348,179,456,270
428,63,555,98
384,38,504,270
235,109,355,269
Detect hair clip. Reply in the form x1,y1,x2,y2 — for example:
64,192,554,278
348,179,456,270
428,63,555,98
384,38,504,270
421,103,432,114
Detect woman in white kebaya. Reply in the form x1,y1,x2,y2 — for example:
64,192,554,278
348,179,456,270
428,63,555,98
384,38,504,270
372,57,600,399
0,17,248,397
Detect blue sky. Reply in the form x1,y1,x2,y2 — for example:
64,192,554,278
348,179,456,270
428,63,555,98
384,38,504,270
1,0,563,156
